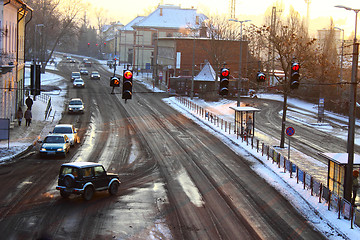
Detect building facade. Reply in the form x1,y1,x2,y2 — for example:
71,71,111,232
1,0,31,120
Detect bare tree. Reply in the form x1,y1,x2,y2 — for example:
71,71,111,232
25,0,85,69
255,8,316,147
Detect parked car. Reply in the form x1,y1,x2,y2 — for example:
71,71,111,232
71,72,81,81
80,68,88,75
51,124,80,146
39,134,70,158
82,58,88,63
73,78,85,88
67,98,85,114
56,162,120,200
90,71,100,80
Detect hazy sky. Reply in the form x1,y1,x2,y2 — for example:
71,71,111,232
84,0,360,38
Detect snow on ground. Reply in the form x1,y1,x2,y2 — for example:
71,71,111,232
0,55,359,239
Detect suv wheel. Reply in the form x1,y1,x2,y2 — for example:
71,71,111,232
83,186,94,201
63,175,74,188
60,190,70,198
109,182,119,195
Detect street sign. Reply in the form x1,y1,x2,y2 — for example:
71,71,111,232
286,126,295,136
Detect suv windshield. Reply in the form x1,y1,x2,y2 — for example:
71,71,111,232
53,127,73,134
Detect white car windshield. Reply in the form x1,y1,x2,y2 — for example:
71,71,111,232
69,100,83,105
44,136,65,143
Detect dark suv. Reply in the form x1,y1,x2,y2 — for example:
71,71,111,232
56,162,120,200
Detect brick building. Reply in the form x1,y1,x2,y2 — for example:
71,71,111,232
155,37,248,93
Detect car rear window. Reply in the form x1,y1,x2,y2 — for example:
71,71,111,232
60,166,79,178
53,127,73,134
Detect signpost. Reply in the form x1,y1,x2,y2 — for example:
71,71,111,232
286,126,295,160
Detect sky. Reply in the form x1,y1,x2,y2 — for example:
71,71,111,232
1,54,360,238
84,0,360,39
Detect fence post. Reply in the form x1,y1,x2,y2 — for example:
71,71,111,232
296,166,299,183
229,123,231,134
267,147,269,160
338,197,341,219
328,190,332,211
290,162,293,178
310,177,314,196
303,172,306,190
262,143,264,156
319,183,322,203
256,139,259,152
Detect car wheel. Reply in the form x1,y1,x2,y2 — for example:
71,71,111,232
60,190,70,198
63,175,74,188
109,181,119,195
83,186,94,201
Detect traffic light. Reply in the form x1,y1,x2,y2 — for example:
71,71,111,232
219,68,230,96
122,70,133,100
104,42,106,47
87,43,90,47
290,62,300,89
256,72,266,82
110,77,120,87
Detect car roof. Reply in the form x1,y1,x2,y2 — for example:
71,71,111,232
72,72,80,74
54,124,74,128
74,78,84,81
46,133,67,138
61,162,102,168
70,98,82,101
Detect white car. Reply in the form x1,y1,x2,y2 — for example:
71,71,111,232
67,98,84,114
73,78,85,88
51,124,80,146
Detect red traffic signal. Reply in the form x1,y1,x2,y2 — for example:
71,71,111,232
257,72,266,82
221,68,230,78
87,43,90,47
290,62,300,89
110,77,120,87
123,70,133,100
124,70,133,79
219,68,230,96
291,63,300,71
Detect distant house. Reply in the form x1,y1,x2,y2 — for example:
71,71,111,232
169,61,216,97
120,4,207,73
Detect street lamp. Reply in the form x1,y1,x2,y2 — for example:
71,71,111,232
34,24,44,64
150,28,159,89
335,5,360,203
229,19,251,107
334,27,344,85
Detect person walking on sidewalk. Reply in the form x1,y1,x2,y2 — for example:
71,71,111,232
24,108,32,126
16,107,23,126
26,96,33,110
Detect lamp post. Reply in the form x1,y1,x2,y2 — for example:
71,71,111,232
229,19,251,107
34,24,44,64
335,5,360,203
334,27,345,86
150,28,159,89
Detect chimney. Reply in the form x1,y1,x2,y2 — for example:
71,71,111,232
160,8,163,16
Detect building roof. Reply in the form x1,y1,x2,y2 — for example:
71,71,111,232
122,16,145,31
133,4,206,30
194,61,216,82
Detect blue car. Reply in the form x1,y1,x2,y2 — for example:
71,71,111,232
39,134,71,158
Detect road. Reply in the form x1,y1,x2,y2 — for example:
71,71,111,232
0,58,326,239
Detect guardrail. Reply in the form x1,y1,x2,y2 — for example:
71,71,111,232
176,96,360,229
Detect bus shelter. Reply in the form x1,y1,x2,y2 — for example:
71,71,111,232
319,152,360,199
230,106,260,137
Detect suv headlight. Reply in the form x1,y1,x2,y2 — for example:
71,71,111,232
57,148,64,152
